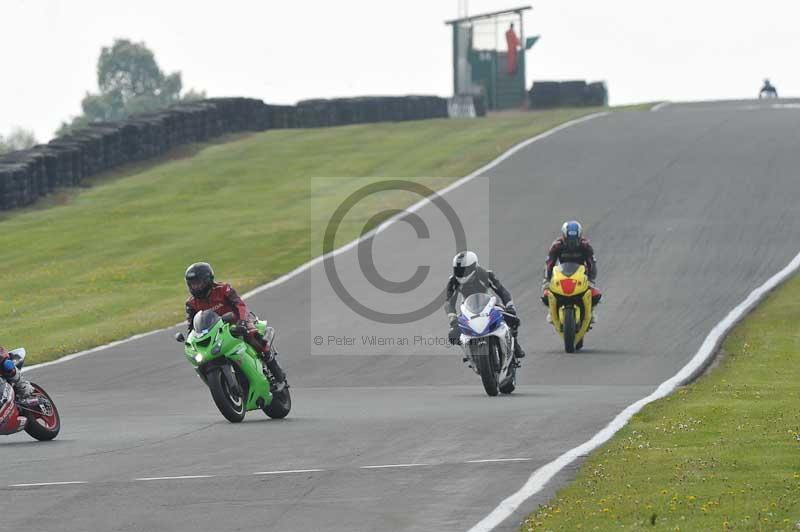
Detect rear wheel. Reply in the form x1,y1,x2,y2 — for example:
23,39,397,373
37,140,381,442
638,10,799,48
476,339,500,397
563,307,576,353
22,383,60,441
207,367,245,423
263,387,291,419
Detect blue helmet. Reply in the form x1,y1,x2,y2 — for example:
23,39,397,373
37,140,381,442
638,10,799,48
561,221,583,250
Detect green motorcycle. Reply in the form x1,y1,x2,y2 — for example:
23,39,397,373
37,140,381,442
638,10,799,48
175,310,291,422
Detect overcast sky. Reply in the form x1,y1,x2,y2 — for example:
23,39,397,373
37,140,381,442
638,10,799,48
1,0,798,141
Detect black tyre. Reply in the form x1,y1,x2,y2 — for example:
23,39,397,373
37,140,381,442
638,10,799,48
22,383,60,441
263,387,291,419
476,339,500,397
207,367,245,423
563,307,576,353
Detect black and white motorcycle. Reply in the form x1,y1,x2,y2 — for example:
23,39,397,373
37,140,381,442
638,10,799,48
457,293,518,396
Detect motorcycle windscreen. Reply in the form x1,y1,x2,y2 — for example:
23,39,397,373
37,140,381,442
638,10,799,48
558,262,582,276
193,310,221,335
463,293,493,315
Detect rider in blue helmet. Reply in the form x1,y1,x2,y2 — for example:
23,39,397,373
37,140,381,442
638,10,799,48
541,221,602,323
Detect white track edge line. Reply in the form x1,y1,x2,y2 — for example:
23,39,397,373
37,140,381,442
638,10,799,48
651,101,671,112
253,469,325,475
467,458,531,463
360,463,429,469
134,475,215,481
10,481,88,487
23,111,608,374
467,249,800,532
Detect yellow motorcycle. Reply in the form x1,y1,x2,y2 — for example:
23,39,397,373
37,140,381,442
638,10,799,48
545,263,595,353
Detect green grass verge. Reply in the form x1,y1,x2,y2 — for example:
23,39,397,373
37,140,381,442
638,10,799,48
523,273,800,531
2,107,631,364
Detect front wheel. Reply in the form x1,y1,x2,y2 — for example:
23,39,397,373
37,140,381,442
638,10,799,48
475,339,500,397
22,383,60,441
563,306,576,353
207,367,246,423
263,387,291,419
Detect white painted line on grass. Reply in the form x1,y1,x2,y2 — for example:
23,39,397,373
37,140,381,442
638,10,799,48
22,111,609,374
466,458,531,464
10,481,88,487
467,250,800,532
360,463,429,470
253,469,325,475
134,475,215,481
651,101,671,112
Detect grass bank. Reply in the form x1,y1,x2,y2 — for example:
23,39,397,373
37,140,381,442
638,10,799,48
2,107,625,364
523,273,800,530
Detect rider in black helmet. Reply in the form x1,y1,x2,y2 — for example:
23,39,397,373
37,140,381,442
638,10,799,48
184,262,287,390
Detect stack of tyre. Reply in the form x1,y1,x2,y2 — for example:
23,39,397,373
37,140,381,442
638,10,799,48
529,80,608,109
0,94,451,212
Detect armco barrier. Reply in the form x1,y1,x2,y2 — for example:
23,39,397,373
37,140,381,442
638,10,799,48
0,95,450,212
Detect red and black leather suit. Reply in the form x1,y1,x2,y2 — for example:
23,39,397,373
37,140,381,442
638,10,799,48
545,236,597,281
542,237,602,305
185,282,271,359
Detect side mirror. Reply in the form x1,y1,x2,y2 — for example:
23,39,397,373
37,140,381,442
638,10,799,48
221,312,236,324
175,332,185,343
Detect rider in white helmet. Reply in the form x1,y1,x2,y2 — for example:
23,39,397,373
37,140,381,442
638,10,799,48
444,251,526,359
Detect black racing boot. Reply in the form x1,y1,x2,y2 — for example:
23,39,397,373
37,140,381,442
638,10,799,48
264,354,287,392
513,340,526,359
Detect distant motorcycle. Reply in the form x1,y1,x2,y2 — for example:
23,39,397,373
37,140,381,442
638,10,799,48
545,262,594,353
176,310,291,423
0,348,61,441
458,293,518,396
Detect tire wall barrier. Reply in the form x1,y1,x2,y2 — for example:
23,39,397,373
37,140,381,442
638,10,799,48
0,95,449,212
528,81,608,109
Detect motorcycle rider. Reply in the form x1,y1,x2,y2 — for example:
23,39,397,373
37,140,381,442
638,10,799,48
445,251,526,359
541,220,602,323
0,346,34,401
184,262,287,391
759,78,778,98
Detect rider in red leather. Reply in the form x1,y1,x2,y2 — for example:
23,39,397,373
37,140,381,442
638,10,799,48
541,221,602,320
184,262,286,388
0,346,33,399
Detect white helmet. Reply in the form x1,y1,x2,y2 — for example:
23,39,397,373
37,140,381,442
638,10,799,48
453,251,478,283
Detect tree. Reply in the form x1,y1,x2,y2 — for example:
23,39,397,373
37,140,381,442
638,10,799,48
0,127,38,155
56,38,205,136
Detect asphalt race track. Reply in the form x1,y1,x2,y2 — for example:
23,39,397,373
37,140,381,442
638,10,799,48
5,100,800,531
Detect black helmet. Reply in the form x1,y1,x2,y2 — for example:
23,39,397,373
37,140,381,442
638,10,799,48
185,262,214,298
